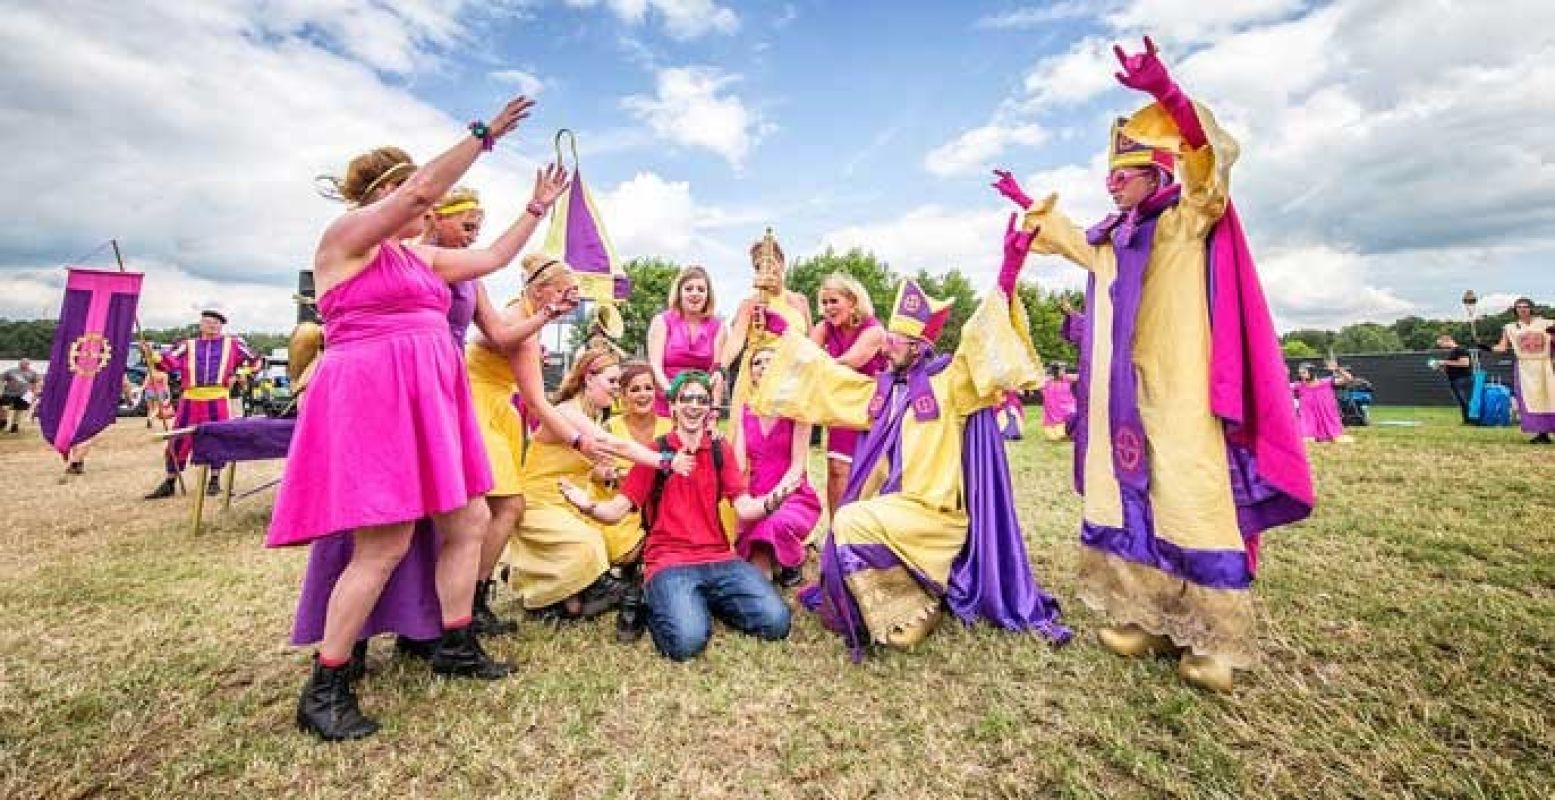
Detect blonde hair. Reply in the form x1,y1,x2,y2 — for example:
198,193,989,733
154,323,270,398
317,147,416,206
819,272,875,321
521,252,575,292
553,346,621,405
668,265,717,317
434,186,481,217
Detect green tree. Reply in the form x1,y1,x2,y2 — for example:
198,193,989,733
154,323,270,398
1281,339,1320,359
614,257,683,358
1281,328,1335,354
1332,322,1403,354
1016,282,1080,367
0,319,57,359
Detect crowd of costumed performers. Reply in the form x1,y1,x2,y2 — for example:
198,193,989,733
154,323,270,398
233,36,1317,743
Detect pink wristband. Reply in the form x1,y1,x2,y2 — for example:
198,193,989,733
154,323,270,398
526,200,547,218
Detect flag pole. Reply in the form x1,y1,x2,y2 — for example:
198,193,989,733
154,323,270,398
111,240,187,495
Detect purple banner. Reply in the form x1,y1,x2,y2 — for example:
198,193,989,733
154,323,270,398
37,268,143,458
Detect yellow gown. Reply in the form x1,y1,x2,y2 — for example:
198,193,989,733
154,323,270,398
466,322,526,498
1021,100,1259,665
595,414,671,562
505,433,612,609
728,291,806,419
752,290,1040,646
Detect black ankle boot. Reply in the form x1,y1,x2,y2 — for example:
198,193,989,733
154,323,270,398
576,571,628,620
776,566,804,588
206,475,222,496
394,635,437,660
296,655,379,742
143,476,176,500
472,579,518,636
430,625,514,680
345,640,368,683
615,564,647,644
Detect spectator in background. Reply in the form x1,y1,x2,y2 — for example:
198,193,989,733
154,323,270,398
1434,334,1478,424
2,358,41,433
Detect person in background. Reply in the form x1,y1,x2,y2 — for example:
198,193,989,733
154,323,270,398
141,310,261,498
1492,298,1555,444
1293,362,1353,444
2,358,42,434
1433,334,1477,424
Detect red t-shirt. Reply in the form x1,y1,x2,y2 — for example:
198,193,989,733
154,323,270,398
621,430,747,581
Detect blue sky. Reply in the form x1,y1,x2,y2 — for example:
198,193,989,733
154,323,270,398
1,1,1551,332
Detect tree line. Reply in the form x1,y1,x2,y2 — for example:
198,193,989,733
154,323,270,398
0,319,289,361
1280,301,1550,359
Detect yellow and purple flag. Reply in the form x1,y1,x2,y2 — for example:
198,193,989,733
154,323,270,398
37,268,143,458
543,129,630,303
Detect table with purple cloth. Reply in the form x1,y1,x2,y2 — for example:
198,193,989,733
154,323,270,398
184,417,295,534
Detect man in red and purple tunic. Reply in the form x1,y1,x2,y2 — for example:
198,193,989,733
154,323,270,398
144,309,261,499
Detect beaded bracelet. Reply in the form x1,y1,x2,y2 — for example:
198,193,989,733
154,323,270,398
467,120,494,152
525,200,548,218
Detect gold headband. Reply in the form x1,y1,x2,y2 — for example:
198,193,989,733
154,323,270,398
434,199,480,217
360,162,415,203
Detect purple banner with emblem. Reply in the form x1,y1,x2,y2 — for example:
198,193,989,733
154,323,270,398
37,268,143,458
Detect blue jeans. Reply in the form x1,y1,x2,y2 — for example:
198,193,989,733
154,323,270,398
644,559,791,661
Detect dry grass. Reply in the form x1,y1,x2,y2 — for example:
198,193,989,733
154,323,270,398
2,407,1552,799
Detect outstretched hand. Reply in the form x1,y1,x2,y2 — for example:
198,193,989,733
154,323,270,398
531,162,571,207
1003,212,1035,260
1112,36,1173,97
488,95,537,141
991,169,1034,210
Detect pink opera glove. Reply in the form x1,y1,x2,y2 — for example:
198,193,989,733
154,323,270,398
1112,35,1207,149
760,306,789,337
991,169,1034,209
997,213,1034,295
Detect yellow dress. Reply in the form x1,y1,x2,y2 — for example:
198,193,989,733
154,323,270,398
595,414,671,561
728,291,806,420
1021,100,1258,665
466,337,526,497
752,290,1040,645
505,434,611,609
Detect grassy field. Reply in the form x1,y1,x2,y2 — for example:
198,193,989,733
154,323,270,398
2,406,1552,799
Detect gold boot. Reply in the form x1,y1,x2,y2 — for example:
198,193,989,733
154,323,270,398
1097,623,1177,658
884,608,943,651
1178,653,1235,693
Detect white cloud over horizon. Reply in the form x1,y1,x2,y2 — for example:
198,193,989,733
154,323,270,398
621,66,771,169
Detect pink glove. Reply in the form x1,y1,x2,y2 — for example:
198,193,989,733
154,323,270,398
991,169,1034,209
758,304,788,337
1112,36,1206,149
998,213,1034,295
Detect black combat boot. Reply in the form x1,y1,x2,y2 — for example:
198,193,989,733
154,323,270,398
295,655,379,742
429,625,514,680
615,562,647,644
472,579,518,636
143,476,177,500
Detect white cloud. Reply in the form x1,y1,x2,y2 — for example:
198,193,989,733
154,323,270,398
565,0,738,39
489,68,545,96
1104,0,1307,45
923,124,1049,177
818,206,1008,285
0,262,306,332
621,66,771,168
1018,36,1119,111
0,2,542,332
1255,245,1415,329
975,2,1104,30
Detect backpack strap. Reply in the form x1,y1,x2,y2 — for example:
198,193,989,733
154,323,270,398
642,434,675,532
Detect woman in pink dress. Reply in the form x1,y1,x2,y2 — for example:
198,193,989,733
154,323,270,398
1038,364,1079,441
647,266,726,417
733,347,822,587
807,273,886,515
264,94,536,742
1293,363,1352,443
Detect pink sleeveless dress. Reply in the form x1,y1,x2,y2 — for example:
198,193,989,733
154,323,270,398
821,316,886,460
734,405,821,569
654,310,722,417
1294,378,1345,442
266,242,493,547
